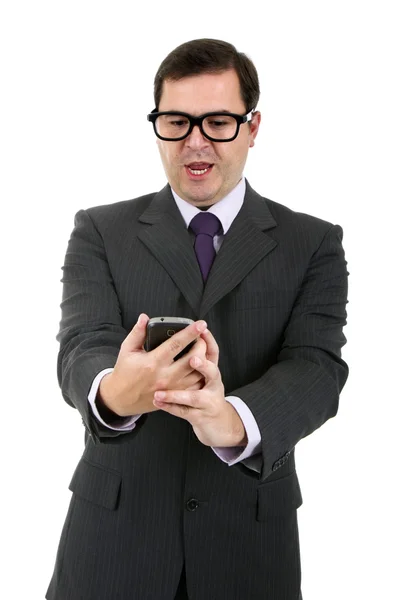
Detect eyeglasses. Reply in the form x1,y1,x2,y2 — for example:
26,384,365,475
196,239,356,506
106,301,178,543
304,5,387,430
147,109,254,142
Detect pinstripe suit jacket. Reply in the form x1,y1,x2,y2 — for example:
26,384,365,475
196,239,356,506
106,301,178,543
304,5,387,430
46,179,349,600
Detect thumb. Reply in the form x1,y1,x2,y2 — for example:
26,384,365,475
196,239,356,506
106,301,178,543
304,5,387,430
122,313,149,352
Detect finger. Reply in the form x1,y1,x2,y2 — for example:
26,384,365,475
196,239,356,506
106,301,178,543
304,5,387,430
186,337,207,363
189,356,219,386
185,370,205,388
154,389,200,409
186,381,204,391
164,348,205,395
154,320,208,363
178,367,205,389
121,313,150,352
169,337,206,378
199,329,219,365
192,336,207,352
153,394,193,419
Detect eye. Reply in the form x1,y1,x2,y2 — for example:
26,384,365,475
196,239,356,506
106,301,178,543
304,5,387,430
204,116,235,129
165,116,189,128
209,120,228,127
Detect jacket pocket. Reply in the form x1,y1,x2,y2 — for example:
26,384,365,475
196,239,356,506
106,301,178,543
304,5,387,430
256,470,303,521
68,458,122,510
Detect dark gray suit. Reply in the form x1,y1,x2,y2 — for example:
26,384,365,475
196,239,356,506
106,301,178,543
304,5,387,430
46,179,349,599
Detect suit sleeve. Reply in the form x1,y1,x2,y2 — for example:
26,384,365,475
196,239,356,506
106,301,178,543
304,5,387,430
229,224,349,482
56,209,148,443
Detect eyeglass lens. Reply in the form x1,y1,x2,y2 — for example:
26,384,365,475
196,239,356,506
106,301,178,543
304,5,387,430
155,114,238,140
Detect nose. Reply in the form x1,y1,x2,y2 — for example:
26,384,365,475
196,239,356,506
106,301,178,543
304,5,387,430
184,124,210,149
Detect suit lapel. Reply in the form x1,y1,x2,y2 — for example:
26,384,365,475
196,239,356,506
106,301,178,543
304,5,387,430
138,186,204,315
137,179,278,318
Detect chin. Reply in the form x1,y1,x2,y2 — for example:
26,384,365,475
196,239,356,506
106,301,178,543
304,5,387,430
188,182,217,198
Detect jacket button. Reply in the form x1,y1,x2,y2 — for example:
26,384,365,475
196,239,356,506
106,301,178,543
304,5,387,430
186,498,199,511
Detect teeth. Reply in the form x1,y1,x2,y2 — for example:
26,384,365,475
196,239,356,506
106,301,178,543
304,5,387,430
188,167,210,175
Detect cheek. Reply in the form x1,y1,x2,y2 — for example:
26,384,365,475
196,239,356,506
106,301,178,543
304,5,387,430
232,141,248,167
222,148,243,171
163,144,182,165
159,144,176,168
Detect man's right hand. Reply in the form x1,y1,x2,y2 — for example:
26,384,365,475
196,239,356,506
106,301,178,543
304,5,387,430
97,314,211,417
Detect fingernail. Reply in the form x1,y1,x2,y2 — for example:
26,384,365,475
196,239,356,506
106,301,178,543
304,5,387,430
137,314,143,325
155,391,166,400
197,321,207,332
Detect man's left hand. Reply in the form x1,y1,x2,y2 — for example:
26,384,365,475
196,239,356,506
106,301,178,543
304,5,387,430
153,339,247,448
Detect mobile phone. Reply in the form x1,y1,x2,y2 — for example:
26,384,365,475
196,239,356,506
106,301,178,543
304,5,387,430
144,317,196,361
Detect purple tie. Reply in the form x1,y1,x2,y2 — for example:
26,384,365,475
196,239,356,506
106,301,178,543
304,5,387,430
189,212,222,282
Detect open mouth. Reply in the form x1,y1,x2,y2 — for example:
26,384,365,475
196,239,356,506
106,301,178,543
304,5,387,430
185,163,214,179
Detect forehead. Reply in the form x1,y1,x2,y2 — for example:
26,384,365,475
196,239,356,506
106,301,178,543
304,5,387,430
159,69,245,114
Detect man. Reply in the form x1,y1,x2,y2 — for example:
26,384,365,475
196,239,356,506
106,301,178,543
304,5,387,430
46,39,349,600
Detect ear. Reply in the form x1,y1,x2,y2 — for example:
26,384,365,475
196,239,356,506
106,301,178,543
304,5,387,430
249,111,261,148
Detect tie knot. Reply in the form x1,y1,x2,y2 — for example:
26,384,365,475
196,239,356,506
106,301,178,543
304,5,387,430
189,212,222,237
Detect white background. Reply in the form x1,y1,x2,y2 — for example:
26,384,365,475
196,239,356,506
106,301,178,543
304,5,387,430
1,1,399,598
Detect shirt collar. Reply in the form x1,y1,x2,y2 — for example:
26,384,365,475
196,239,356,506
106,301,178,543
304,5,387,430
170,176,246,235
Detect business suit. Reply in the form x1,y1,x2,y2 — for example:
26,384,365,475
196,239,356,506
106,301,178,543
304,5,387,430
46,178,349,599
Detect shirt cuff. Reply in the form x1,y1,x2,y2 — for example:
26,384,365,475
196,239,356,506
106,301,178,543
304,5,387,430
211,396,262,465
88,368,142,431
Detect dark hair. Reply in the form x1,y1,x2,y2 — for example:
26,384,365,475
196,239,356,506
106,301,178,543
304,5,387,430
153,38,260,114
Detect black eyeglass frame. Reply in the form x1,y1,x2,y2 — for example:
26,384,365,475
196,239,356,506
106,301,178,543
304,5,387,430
147,108,255,142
